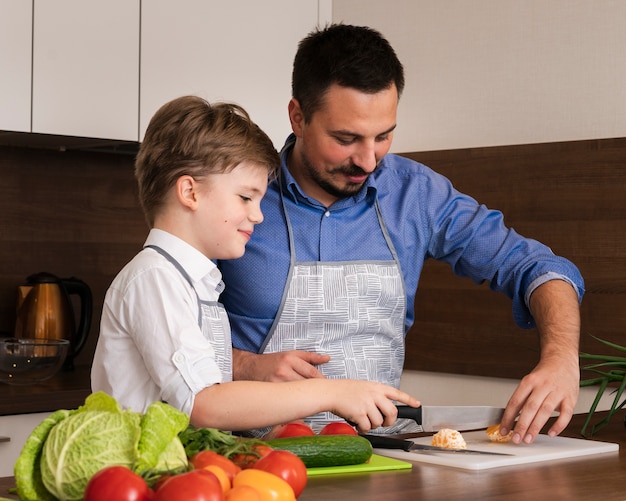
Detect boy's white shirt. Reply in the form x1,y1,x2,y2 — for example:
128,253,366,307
91,228,225,415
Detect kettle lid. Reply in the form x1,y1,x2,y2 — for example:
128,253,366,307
26,272,61,284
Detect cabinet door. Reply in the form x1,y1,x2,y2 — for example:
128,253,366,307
32,0,139,140
141,0,322,148
0,0,32,133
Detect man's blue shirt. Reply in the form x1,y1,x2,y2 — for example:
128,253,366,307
218,135,585,353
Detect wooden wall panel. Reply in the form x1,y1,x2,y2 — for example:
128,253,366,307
1,137,624,381
0,146,146,368
402,137,626,378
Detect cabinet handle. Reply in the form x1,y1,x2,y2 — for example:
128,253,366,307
0,436,9,443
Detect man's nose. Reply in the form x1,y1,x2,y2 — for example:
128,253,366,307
352,142,378,173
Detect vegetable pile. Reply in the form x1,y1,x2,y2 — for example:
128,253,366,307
14,392,189,501
13,395,372,500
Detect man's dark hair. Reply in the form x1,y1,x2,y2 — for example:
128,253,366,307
292,23,405,121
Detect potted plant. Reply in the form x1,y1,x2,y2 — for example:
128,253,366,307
579,335,626,437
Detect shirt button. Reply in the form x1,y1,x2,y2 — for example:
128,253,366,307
324,211,330,217
174,353,185,363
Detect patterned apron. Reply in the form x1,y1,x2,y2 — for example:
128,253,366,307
146,245,232,383
258,185,419,434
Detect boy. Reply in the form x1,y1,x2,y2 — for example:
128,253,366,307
91,95,419,432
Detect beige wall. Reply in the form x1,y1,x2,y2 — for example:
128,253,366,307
332,0,626,153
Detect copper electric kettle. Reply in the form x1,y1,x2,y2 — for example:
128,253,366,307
14,272,93,369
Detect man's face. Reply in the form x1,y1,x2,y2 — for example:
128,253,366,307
288,83,399,207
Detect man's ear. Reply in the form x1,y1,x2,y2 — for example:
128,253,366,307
176,175,198,210
288,98,305,137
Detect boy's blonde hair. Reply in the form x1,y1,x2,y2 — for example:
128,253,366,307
135,95,280,226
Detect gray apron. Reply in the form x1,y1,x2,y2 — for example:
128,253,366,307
146,245,232,383
258,186,418,435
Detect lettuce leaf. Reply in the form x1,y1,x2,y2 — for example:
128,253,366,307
41,408,141,501
135,400,189,474
14,409,71,501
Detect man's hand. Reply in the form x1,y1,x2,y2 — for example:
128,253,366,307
232,348,330,382
500,353,579,444
500,279,581,444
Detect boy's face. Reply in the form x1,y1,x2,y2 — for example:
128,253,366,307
194,161,268,260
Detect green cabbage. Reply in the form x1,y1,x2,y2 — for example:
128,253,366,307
14,392,189,501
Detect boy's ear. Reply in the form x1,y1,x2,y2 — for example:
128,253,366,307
176,175,198,209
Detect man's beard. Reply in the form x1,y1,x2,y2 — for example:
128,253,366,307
300,151,371,200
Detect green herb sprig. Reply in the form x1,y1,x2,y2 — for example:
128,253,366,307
579,335,626,437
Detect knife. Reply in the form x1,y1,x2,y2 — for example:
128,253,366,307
362,434,513,456
395,405,505,432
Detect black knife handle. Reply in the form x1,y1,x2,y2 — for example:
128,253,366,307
396,405,422,424
360,434,414,451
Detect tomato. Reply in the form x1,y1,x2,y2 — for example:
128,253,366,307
232,444,274,469
273,422,315,439
84,466,153,501
319,422,358,436
233,469,295,501
191,450,242,481
153,474,174,491
204,465,231,495
225,485,263,501
253,451,307,498
154,470,223,501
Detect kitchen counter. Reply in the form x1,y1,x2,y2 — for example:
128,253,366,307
0,411,624,500
0,364,91,416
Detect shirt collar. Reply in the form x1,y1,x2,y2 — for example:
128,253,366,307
279,134,378,209
144,228,223,292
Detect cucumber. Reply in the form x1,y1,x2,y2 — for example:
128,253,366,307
266,434,373,468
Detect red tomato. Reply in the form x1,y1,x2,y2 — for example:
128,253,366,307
274,422,315,439
319,422,358,436
191,450,242,481
253,450,307,498
84,465,153,501
232,444,274,469
233,469,295,501
154,470,223,501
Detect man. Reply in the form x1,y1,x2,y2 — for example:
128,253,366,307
217,24,583,444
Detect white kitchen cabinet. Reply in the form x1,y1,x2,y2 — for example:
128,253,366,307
0,0,32,133
140,0,322,148
0,412,50,477
32,0,140,141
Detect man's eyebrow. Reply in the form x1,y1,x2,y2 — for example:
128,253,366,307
331,124,397,138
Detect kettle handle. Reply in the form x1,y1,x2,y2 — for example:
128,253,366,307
61,277,93,358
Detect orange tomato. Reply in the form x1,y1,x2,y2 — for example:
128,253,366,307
204,465,231,495
226,485,263,501
233,469,295,501
191,450,242,481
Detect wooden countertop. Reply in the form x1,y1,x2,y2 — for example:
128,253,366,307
1,411,624,500
0,364,91,416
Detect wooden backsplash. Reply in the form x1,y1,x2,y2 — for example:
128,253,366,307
0,145,146,367
1,137,624,379
403,137,626,379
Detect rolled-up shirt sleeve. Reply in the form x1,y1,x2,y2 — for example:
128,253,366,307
93,257,223,415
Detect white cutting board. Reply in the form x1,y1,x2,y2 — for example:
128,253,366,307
373,431,619,470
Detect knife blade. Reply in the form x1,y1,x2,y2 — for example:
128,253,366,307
362,434,513,456
396,405,505,432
